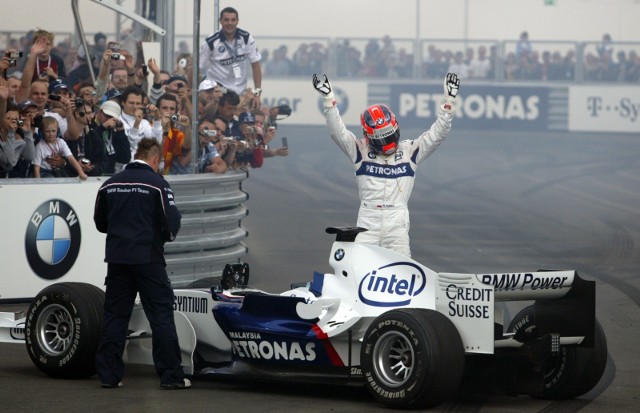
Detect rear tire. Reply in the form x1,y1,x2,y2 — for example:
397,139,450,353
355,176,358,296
508,305,608,399
360,309,464,409
25,282,104,379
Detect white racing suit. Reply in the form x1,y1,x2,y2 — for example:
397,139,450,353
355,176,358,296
323,104,453,257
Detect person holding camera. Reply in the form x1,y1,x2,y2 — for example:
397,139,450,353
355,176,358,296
89,100,130,175
0,82,35,178
312,72,460,257
199,7,262,96
197,117,228,174
95,44,135,100
232,111,263,170
64,100,108,177
156,93,191,175
119,86,162,164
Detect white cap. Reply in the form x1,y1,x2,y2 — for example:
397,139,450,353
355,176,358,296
198,79,217,91
100,100,122,118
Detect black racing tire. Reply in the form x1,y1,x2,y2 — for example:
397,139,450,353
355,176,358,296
185,277,221,289
360,309,465,409
25,282,104,379
508,305,608,399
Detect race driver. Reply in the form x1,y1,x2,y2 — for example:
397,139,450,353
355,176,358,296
312,72,460,257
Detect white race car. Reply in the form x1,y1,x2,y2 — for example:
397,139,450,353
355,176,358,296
0,227,607,409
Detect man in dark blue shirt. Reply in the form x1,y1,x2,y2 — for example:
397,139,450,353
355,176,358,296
93,137,189,389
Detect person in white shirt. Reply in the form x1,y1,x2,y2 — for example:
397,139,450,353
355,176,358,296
118,86,162,164
199,6,262,96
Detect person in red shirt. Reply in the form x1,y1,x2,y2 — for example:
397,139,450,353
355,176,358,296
157,93,191,175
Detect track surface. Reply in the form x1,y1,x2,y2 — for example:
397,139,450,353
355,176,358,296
1,125,639,412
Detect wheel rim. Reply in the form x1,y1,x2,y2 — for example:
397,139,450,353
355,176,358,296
36,304,74,357
372,331,415,387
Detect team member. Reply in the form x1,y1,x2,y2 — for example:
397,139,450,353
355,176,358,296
199,6,262,95
312,72,460,257
94,138,190,390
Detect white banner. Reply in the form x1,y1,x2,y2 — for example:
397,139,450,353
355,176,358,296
569,86,640,133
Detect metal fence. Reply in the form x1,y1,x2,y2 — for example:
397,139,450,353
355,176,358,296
165,170,249,287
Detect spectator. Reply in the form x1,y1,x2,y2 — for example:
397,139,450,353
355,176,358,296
516,31,532,59
156,93,191,175
196,118,228,174
74,81,100,109
233,111,263,169
92,32,107,68
162,75,192,121
199,6,262,96
90,100,130,174
6,75,22,104
95,45,135,99
46,79,82,141
119,86,162,163
32,117,86,179
26,30,67,83
67,46,99,90
253,110,287,160
469,45,491,79
1,86,35,178
448,51,469,79
146,58,171,104
216,90,241,137
265,45,292,76
596,33,613,60
64,100,107,177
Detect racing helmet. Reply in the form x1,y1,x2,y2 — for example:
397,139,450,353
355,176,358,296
361,104,400,155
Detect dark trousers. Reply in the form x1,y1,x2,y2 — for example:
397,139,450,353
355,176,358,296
95,262,184,385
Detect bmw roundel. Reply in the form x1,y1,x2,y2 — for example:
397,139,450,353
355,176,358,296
25,200,82,280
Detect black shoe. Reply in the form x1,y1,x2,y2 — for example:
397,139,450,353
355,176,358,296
160,378,191,390
101,381,123,388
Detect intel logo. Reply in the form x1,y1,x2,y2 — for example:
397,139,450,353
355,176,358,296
358,262,426,307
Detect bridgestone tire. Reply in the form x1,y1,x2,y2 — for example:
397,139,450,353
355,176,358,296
25,282,105,379
508,305,608,399
361,309,465,409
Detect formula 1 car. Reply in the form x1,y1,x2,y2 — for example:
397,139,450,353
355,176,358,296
0,227,607,409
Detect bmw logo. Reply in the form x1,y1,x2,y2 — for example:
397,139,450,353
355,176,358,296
334,248,345,261
318,87,349,115
25,200,82,280
218,46,226,53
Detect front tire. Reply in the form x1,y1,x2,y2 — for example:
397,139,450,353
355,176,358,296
508,305,608,399
361,309,464,409
25,283,104,379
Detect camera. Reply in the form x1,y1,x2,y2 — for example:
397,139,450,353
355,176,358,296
223,136,235,142
108,42,121,60
141,64,149,77
48,94,62,101
75,98,84,107
17,119,24,127
111,53,121,60
80,158,91,165
5,51,22,67
176,82,184,89
277,104,292,116
170,114,179,123
143,107,151,114
201,129,217,137
247,126,256,134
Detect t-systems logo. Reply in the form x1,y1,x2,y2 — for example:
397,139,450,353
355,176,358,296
358,262,426,307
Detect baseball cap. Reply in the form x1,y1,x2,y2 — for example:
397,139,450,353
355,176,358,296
100,100,122,118
49,79,69,93
105,88,122,101
18,100,38,111
238,111,256,125
198,79,217,91
164,75,188,86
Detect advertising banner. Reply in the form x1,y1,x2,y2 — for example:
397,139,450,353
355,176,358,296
569,86,640,133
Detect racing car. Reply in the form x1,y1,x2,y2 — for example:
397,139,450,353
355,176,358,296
0,227,607,409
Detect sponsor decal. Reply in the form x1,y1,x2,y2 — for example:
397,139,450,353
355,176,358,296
334,248,345,261
10,323,25,340
174,295,208,314
25,200,81,280
229,331,317,362
446,284,491,319
481,273,569,291
358,262,426,307
588,95,639,123
356,162,414,178
394,151,403,161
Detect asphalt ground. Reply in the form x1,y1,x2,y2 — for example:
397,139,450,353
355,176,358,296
1,124,639,412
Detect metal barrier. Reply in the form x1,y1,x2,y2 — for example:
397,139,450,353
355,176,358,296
165,170,249,287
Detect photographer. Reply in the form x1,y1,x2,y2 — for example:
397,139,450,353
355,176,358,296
253,110,288,159
197,118,227,174
157,93,191,175
64,100,108,177
95,43,135,99
119,86,162,163
91,100,130,175
232,111,263,170
162,75,192,122
1,83,35,178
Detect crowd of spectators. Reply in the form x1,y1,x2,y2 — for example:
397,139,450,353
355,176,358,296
1,28,289,179
259,31,640,82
